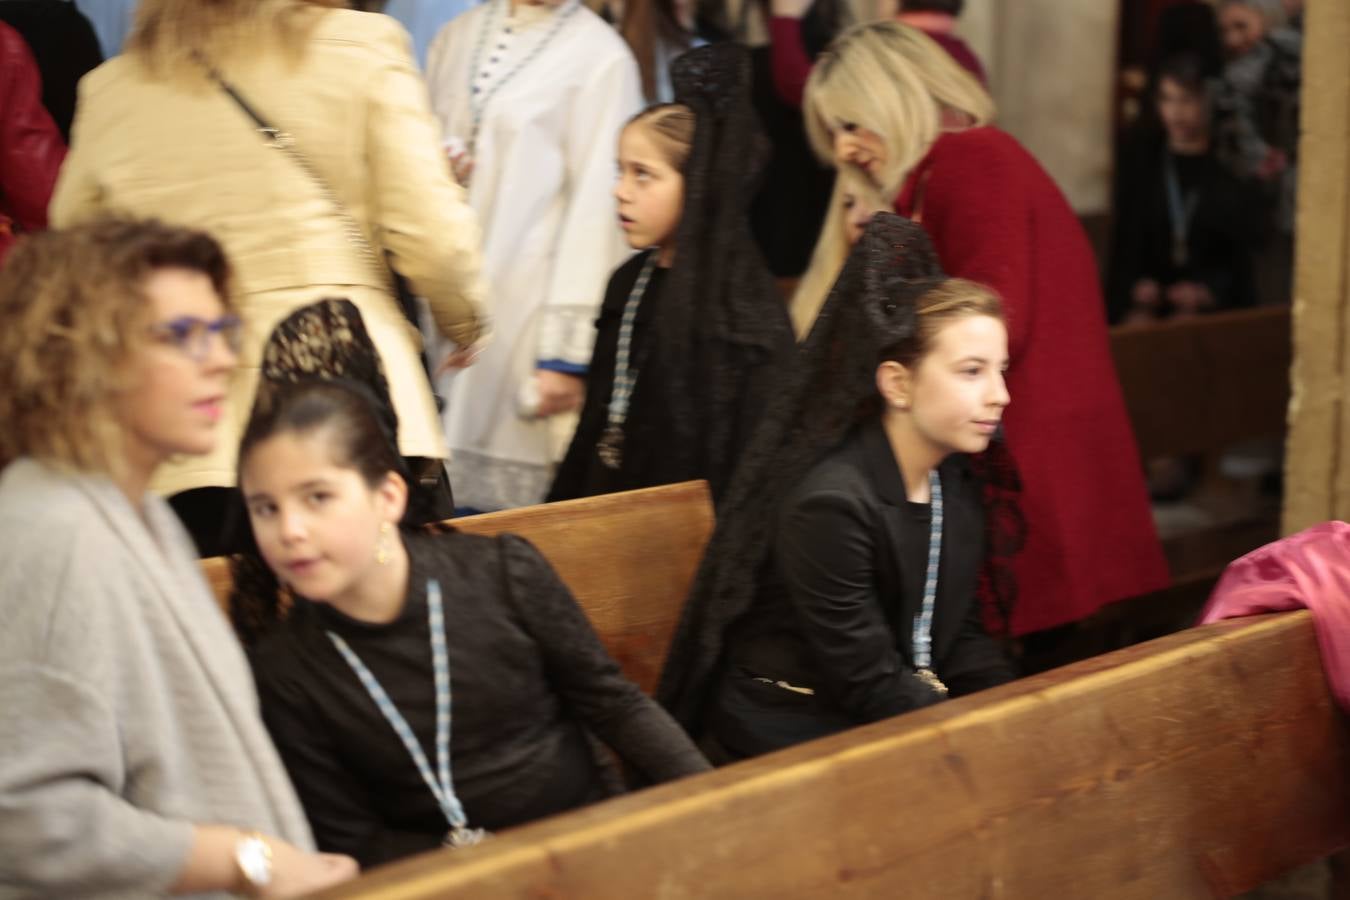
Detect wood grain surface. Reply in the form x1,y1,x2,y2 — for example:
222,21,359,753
311,612,1350,900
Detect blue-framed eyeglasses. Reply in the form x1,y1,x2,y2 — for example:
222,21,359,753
148,314,243,362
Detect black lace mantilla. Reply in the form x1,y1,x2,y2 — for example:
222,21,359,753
630,43,795,501
256,298,402,451
657,214,1024,729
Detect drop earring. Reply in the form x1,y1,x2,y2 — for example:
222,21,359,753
376,521,391,565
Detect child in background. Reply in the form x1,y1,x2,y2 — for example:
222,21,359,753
1110,52,1266,323
550,43,794,504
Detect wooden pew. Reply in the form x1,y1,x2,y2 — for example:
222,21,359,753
312,610,1350,899
1112,306,1290,573
1111,307,1290,464
201,480,714,695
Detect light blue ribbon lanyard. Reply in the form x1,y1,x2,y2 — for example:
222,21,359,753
326,579,487,848
911,471,948,695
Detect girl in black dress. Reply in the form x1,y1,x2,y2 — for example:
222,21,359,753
235,303,708,870
549,42,794,504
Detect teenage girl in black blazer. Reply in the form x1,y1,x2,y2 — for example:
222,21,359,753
661,215,1018,761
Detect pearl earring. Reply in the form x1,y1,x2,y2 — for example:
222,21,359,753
375,522,391,565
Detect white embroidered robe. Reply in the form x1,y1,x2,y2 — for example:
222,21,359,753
427,0,641,510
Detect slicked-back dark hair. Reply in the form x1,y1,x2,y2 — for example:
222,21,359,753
238,378,402,492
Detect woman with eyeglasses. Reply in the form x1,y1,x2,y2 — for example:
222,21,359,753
0,219,359,898
51,0,489,554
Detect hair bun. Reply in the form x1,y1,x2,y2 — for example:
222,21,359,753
846,213,945,347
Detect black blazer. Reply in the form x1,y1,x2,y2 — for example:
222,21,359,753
707,420,1015,760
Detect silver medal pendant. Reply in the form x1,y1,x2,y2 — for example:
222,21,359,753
915,667,949,697
597,423,624,470
443,824,489,850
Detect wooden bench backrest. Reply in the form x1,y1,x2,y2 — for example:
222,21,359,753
1110,306,1292,460
315,611,1350,899
201,480,714,695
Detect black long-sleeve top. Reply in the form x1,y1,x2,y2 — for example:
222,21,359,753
707,420,1015,760
252,529,709,868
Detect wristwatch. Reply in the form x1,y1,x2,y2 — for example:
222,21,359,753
234,831,274,897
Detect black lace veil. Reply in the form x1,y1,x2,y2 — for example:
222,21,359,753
646,42,796,500
657,213,1021,729
254,298,404,459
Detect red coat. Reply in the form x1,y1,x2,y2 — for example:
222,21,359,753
898,127,1169,634
0,21,65,262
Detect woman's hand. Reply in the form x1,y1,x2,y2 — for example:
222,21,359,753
172,826,358,898
534,369,585,417
261,839,359,899
436,343,484,374
1166,280,1215,317
1131,278,1161,310
449,149,475,187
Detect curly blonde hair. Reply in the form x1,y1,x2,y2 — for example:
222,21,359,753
804,20,995,196
128,0,343,76
0,219,234,475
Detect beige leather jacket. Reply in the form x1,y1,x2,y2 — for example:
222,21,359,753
51,8,488,494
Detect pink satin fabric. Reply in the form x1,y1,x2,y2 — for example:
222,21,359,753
1200,521,1350,711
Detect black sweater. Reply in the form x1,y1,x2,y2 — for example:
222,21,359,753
252,529,709,868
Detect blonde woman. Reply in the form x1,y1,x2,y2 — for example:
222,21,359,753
788,164,888,338
0,219,356,898
51,0,488,554
801,21,1169,640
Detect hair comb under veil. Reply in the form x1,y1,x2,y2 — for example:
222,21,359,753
228,298,438,644
641,42,796,500
657,213,1024,729
254,298,403,450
